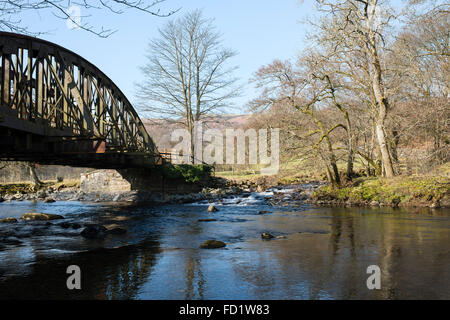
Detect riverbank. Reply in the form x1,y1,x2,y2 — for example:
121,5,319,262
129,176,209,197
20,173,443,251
220,166,450,208
311,175,450,208
1,170,449,209
0,178,247,204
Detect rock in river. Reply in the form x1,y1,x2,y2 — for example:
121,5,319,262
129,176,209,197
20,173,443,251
0,217,18,223
207,205,219,212
20,212,64,221
107,227,127,235
199,240,226,249
43,198,56,203
198,219,217,222
261,232,274,240
80,224,108,239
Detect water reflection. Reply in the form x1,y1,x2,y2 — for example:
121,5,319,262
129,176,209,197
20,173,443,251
0,239,161,299
0,199,449,299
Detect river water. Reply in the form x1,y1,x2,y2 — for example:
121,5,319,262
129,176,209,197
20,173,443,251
0,186,449,299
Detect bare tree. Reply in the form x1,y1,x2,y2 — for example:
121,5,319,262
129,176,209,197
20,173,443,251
389,3,449,167
135,9,240,162
312,0,397,177
0,0,178,37
26,163,43,187
250,59,349,186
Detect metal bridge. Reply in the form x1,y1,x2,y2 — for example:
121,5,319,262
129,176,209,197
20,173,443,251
0,32,163,169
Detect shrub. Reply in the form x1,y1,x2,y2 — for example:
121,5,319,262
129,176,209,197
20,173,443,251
161,164,213,183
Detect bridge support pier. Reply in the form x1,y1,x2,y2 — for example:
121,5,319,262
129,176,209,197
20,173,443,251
80,168,203,198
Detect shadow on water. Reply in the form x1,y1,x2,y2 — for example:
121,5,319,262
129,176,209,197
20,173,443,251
0,239,161,299
0,196,449,299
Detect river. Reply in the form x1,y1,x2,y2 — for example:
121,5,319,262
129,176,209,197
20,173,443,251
0,186,449,299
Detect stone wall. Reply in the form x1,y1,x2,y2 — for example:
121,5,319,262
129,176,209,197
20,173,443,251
80,168,204,195
80,170,131,193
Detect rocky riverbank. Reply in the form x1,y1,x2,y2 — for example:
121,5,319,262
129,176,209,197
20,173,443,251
0,181,249,205
1,173,448,209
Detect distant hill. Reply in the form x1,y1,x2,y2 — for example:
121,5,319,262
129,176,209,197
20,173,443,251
142,114,252,150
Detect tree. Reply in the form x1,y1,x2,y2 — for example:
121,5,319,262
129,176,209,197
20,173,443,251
0,0,178,37
249,59,347,186
135,9,239,162
26,163,43,187
389,3,449,167
312,0,397,177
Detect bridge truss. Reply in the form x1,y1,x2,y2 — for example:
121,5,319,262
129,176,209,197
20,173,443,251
0,32,162,168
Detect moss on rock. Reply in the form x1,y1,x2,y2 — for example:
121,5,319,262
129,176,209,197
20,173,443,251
199,240,226,249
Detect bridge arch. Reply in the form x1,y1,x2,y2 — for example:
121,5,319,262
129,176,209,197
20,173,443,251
0,32,161,168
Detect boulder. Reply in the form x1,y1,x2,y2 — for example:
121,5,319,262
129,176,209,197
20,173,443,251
391,197,401,207
199,240,226,249
71,223,81,230
256,185,265,193
36,190,47,199
59,222,71,229
258,210,271,215
0,217,18,223
261,232,274,240
0,197,4,203
430,202,440,209
80,224,107,239
207,205,219,212
107,227,127,235
20,212,64,221
43,198,56,203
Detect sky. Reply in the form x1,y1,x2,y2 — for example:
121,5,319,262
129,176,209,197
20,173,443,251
14,0,317,114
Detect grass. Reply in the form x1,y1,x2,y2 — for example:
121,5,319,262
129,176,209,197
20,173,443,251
312,175,449,206
215,159,324,184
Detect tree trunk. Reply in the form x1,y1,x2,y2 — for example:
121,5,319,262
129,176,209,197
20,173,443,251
27,163,43,187
368,40,395,178
324,136,341,185
390,128,400,165
375,122,394,177
325,165,335,186
345,116,354,179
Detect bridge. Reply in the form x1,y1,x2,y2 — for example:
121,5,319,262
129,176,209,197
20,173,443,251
0,32,164,169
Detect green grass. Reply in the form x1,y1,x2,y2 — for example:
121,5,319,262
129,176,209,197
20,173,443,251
160,164,214,183
312,175,449,205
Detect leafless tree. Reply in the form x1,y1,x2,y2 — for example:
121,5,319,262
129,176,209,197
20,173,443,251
389,2,449,167
0,0,178,37
135,9,240,162
250,58,349,185
312,0,398,177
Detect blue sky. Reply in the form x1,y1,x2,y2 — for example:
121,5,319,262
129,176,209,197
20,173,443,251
15,0,316,114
